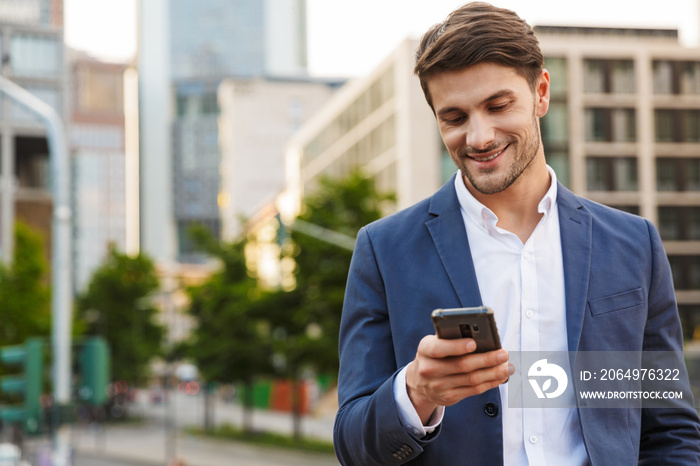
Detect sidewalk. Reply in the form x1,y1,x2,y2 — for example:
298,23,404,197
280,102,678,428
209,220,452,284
67,392,340,466
70,423,339,466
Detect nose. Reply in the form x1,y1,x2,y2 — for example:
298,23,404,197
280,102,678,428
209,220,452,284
466,114,495,151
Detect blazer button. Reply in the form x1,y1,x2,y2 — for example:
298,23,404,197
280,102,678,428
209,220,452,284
484,402,498,417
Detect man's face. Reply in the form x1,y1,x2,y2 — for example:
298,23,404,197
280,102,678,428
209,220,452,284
428,63,550,196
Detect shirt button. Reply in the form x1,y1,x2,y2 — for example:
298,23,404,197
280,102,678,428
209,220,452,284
529,435,538,444
525,309,534,319
522,251,530,261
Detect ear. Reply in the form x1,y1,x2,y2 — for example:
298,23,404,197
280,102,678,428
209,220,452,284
535,69,550,118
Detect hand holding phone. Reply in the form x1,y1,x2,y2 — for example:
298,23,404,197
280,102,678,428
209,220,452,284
431,306,502,353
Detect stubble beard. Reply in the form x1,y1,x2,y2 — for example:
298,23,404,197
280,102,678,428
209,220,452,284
456,115,542,195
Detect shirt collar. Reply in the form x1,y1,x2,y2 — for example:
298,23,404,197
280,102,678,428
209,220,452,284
454,165,559,233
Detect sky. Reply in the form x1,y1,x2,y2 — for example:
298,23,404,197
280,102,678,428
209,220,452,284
64,0,700,77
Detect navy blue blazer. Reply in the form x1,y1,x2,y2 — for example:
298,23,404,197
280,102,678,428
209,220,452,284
334,175,700,465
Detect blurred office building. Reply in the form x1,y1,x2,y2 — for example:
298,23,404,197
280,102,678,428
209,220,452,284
217,77,343,241
69,52,128,291
283,39,440,217
279,27,700,340
139,0,311,264
0,0,64,264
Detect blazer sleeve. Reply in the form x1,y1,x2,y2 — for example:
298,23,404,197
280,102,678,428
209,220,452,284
333,227,440,465
638,219,700,464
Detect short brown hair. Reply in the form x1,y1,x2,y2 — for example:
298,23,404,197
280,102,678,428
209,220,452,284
414,2,544,110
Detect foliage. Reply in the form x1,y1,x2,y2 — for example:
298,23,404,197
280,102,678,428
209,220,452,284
261,170,393,379
183,171,392,437
183,225,276,432
0,221,51,346
185,226,275,386
76,247,164,386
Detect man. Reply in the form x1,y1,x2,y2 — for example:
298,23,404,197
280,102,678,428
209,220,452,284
333,2,700,465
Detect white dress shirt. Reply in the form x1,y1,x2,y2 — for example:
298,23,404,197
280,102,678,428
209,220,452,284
394,167,588,465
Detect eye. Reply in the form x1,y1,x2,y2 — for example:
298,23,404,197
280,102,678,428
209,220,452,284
442,115,465,125
489,102,511,112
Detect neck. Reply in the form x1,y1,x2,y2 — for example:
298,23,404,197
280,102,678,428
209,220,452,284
465,159,551,243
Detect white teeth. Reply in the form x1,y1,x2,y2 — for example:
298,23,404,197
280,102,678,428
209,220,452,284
472,147,505,162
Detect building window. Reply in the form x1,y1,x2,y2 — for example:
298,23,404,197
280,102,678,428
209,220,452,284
681,62,700,94
10,33,60,78
583,59,635,94
678,304,700,340
546,151,570,187
668,255,700,290
653,61,674,94
546,56,568,97
586,157,638,191
585,108,636,142
658,206,700,240
653,60,700,95
656,158,700,191
655,109,700,143
303,66,395,168
542,102,568,145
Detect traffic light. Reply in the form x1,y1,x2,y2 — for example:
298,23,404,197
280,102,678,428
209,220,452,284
78,337,110,406
0,338,43,434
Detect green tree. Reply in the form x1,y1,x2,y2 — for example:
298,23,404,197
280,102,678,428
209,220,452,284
76,247,164,386
184,226,275,433
259,170,392,439
0,221,51,346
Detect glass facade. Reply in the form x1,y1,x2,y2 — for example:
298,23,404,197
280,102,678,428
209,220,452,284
10,33,61,78
585,108,636,142
303,66,395,168
655,109,700,143
679,305,700,340
586,157,638,191
175,81,219,118
0,0,55,26
653,60,700,95
167,0,308,260
669,255,700,290
658,206,700,241
583,59,635,93
541,56,570,186
656,158,700,191
169,0,265,80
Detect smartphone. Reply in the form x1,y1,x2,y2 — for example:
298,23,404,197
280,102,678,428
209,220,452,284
431,306,501,353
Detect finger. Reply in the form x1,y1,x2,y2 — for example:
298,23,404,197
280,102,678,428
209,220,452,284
451,361,511,388
452,348,509,375
421,360,510,401
418,335,477,359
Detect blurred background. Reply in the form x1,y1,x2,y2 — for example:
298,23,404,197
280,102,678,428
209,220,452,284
0,0,698,464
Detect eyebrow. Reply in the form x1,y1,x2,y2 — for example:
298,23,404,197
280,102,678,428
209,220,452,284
436,89,517,117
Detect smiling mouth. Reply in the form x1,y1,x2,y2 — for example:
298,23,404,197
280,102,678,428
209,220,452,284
469,145,509,162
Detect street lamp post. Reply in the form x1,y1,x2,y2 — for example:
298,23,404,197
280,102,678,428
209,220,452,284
0,76,73,466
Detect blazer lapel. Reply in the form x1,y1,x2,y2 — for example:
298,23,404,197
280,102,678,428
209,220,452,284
425,175,483,308
557,185,592,352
